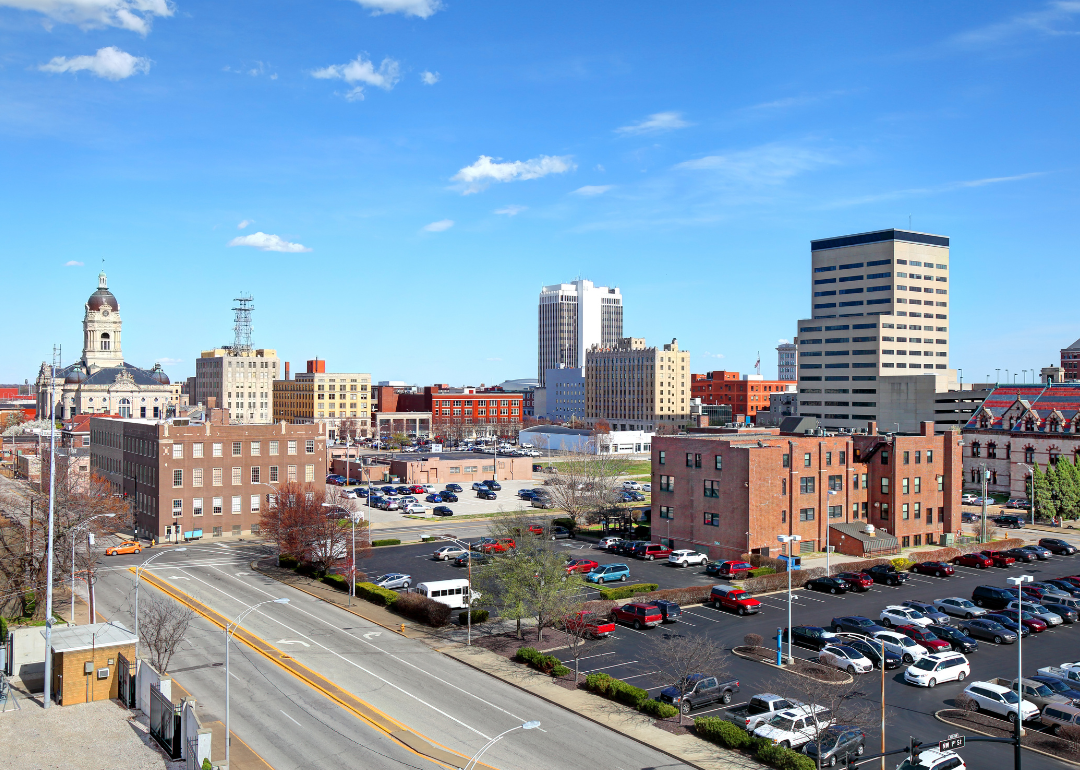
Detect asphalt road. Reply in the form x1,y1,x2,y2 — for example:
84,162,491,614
95,541,696,770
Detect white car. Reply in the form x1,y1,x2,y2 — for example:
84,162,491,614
642,483,652,492
342,488,359,499
879,605,934,629
962,681,1039,723
668,550,709,567
433,545,467,560
872,630,929,664
903,652,970,688
403,504,429,515
818,644,874,674
753,705,835,749
933,597,986,619
897,748,967,770
961,493,979,505
622,480,642,490
598,536,622,549
421,484,436,493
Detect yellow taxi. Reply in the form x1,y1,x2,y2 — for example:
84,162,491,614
105,540,143,556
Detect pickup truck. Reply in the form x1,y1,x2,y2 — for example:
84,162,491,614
1038,664,1080,687
711,585,761,615
658,674,740,715
611,602,663,629
724,694,803,732
990,677,1073,711
557,611,616,639
865,565,907,586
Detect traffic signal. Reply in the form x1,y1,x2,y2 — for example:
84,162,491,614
909,737,922,760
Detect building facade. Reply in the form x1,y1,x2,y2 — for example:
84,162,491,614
89,413,326,542
650,421,961,560
542,366,586,423
194,348,280,424
431,387,523,438
272,359,371,440
36,272,177,421
777,342,797,381
1061,339,1080,382
537,279,622,387
960,383,1080,497
690,371,796,424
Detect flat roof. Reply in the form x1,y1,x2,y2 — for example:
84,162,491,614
811,229,949,251
44,621,136,653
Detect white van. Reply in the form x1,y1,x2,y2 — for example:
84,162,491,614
416,579,481,609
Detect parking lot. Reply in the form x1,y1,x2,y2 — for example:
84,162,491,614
335,478,545,523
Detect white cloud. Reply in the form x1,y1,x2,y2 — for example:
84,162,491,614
155,357,182,366
237,219,253,229
823,171,1046,209
452,154,575,194
228,232,311,253
348,0,441,18
422,219,454,232
675,143,835,184
494,205,527,216
571,185,613,196
701,352,725,359
311,54,401,101
64,260,83,266
615,111,691,136
39,46,150,80
0,0,173,35
952,1,1080,47
420,70,440,85
778,338,789,345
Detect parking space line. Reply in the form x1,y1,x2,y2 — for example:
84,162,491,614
585,661,638,673
575,652,616,662
681,610,720,622
620,671,659,681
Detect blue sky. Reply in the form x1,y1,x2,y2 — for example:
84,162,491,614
2,1,1079,387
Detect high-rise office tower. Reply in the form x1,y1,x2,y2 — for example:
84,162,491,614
537,279,622,387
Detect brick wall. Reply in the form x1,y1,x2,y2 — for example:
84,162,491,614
54,642,135,705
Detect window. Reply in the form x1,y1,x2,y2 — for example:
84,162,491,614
828,505,843,518
213,497,223,515
937,476,944,492
213,443,223,457
658,451,665,465
704,480,720,498
172,444,183,459
803,453,812,467
232,441,242,457
232,496,241,514
251,466,261,484
213,468,223,486
926,449,933,464
287,465,297,482
193,468,203,487
915,450,921,464
269,440,279,455
781,509,787,523
903,450,910,464
659,475,674,492
232,467,241,485
305,465,315,483
782,478,787,494
800,477,815,494
970,442,981,458
269,466,278,482
914,477,921,493
880,449,889,465
172,499,182,517
825,451,832,466
193,498,203,516
305,440,315,454
902,503,910,520
881,503,889,520
173,469,183,488
782,453,790,468
703,512,720,527
250,441,261,456
902,478,910,494
914,502,921,519
799,507,815,521
288,440,297,455
659,506,673,519
1024,447,1035,464
828,475,842,491
250,494,260,512
715,455,722,471
902,536,910,548
839,451,846,465
881,477,890,494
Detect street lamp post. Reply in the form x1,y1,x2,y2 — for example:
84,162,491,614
134,547,187,659
1018,463,1036,526
464,721,541,770
437,534,475,646
980,466,990,542
1007,574,1032,770
71,513,116,622
226,598,289,765
777,534,801,663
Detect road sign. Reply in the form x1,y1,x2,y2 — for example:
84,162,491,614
938,734,965,752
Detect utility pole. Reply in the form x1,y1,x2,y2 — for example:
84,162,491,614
43,345,59,708
981,466,990,543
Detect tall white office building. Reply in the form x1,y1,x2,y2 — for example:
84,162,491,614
537,279,622,387
777,342,797,381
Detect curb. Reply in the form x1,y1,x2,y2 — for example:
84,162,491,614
934,709,1080,767
730,647,854,685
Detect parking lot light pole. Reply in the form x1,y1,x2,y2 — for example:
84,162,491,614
980,467,990,542
1008,574,1032,770
438,534,474,646
777,534,801,663
226,598,289,765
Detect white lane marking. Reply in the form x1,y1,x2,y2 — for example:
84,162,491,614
575,652,616,662
363,632,382,640
277,640,310,647
681,610,720,622
620,671,659,681
230,670,242,681
585,661,638,673
281,710,302,726
175,566,494,739
168,576,191,580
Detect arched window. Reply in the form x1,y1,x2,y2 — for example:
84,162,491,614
1008,416,1016,429
1005,442,1012,460
1025,417,1035,431
970,441,981,458
1050,417,1061,433
119,397,131,418
987,442,997,459
100,332,111,351
991,469,998,485
1024,446,1035,464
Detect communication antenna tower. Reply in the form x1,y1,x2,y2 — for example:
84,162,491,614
232,294,254,352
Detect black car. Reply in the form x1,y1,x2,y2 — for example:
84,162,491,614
994,515,1024,529
972,584,1014,610
517,489,536,500
927,624,979,653
804,725,866,768
831,616,887,635
454,551,491,567
781,626,834,651
445,483,463,492
477,489,497,500
1046,580,1080,597
1043,602,1079,623
440,492,459,503
806,576,849,594
1004,547,1037,563
652,599,682,622
1040,538,1078,555
614,540,644,556
957,617,1018,644
981,613,1031,638
432,505,454,517
482,480,502,491
1031,675,1080,702
839,636,903,669
866,565,907,586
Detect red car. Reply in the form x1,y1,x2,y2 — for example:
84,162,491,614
480,537,516,553
996,609,1047,633
611,602,663,629
410,485,426,494
836,571,873,591
911,561,954,577
558,611,616,638
952,553,992,569
981,550,1016,567
527,524,545,536
707,560,754,578
565,558,599,575
896,624,951,652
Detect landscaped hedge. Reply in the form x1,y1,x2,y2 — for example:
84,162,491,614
321,573,349,591
597,582,659,600
755,741,816,770
891,557,916,570
459,609,489,625
515,647,570,677
393,591,451,627
906,546,961,564
584,672,649,709
372,539,401,547
354,581,400,607
639,698,679,719
635,585,712,606
695,717,753,749
748,566,776,578
278,554,299,569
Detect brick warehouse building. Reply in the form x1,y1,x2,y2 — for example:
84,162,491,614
690,370,796,424
89,411,326,542
650,421,961,561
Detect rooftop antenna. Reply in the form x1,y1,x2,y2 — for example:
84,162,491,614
232,294,254,352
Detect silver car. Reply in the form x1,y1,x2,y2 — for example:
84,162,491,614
433,545,467,560
373,573,412,590
934,597,987,619
1006,600,1063,626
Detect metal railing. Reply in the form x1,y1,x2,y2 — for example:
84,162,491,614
148,683,182,759
116,653,136,709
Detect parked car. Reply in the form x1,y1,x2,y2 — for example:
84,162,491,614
565,559,598,575
1042,602,1079,623
622,480,642,490
836,571,873,591
818,644,874,675
433,544,467,560
753,705,835,750
517,489,536,500
806,576,850,594
899,601,950,625
482,480,502,491
454,551,490,567
1040,538,1078,555
1031,675,1080,704
1041,703,1080,736
613,540,644,556
550,526,573,540
724,694,802,732
424,493,443,502
981,613,1031,638
961,511,980,523
557,611,616,639
652,599,682,623
441,493,459,503
836,636,903,669
991,677,1074,711
373,573,412,590
1004,547,1037,564
879,605,933,629
994,515,1025,529
641,483,652,492
956,618,1018,644
871,630,929,664
904,652,971,688
1006,600,1064,625
611,602,663,630
1020,544,1052,560
911,561,955,577
633,543,673,561
432,506,454,517
961,493,979,504
710,585,761,615
1030,581,1072,600
403,504,428,515
996,608,1050,632
586,563,630,584
831,616,887,636
804,725,866,768
597,536,622,550
470,482,486,490
952,553,992,569
658,674,739,714
971,585,1015,610
962,681,1039,723
1045,579,1080,597
444,483,463,492
706,560,754,578
781,626,837,652
105,540,143,556
476,489,497,500
926,624,979,653
668,549,709,567
866,565,907,586
626,491,646,502
479,537,515,554
895,624,951,653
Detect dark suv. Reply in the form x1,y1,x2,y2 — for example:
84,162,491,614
866,565,907,586
994,515,1024,529
782,626,834,651
972,584,1014,610
1041,538,1078,555
482,480,502,491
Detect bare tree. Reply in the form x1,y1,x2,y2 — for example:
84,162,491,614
557,604,612,682
258,483,365,574
540,451,632,527
138,594,196,674
646,632,730,724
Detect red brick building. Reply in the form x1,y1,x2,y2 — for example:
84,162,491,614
371,384,524,439
1062,338,1080,382
690,371,795,423
650,421,961,561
